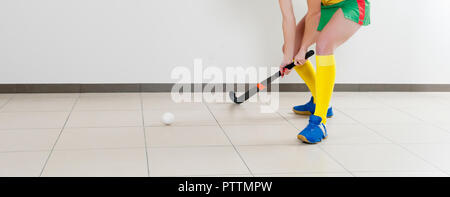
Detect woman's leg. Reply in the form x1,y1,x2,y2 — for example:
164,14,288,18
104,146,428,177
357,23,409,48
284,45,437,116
316,9,361,55
314,8,360,123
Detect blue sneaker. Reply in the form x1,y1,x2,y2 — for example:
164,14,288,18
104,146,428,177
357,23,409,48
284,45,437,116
297,115,328,144
292,97,334,118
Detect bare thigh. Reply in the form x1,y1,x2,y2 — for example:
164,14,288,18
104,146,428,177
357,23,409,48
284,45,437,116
316,9,361,55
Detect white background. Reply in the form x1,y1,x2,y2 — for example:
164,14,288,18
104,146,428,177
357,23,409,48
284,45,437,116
0,0,449,84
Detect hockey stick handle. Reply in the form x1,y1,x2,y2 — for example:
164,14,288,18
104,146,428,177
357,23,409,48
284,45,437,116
281,50,315,71
230,50,315,104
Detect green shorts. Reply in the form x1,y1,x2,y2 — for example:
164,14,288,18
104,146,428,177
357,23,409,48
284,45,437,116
318,0,371,31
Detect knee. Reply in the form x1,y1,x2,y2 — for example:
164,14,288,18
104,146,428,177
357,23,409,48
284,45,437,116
315,39,335,55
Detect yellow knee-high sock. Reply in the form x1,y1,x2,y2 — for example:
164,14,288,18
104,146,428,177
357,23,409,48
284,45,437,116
314,55,336,124
294,60,317,102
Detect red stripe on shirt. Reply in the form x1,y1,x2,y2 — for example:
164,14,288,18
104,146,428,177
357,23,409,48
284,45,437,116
357,0,366,25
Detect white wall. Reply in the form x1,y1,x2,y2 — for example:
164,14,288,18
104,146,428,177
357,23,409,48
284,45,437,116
0,0,449,84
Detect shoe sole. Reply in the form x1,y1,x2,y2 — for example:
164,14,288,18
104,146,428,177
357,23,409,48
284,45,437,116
297,134,328,144
292,109,333,118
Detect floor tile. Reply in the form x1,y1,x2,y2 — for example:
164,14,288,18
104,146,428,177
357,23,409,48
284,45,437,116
144,109,217,127
277,109,311,121
1,98,76,112
0,129,60,152
321,144,437,172
79,92,139,99
371,94,446,108
1,92,449,177
278,92,311,97
203,92,272,106
0,94,14,100
203,92,278,108
142,92,205,100
366,124,450,144
0,112,69,129
66,111,142,128
74,94,140,111
275,95,314,110
146,126,230,147
283,109,358,130
403,144,450,172
0,99,9,108
366,92,433,98
436,96,450,107
142,94,209,111
189,174,253,177
211,109,286,125
207,102,272,111
254,172,353,177
42,148,148,177
1,94,77,111
353,171,448,177
144,101,209,111
399,106,450,124
0,151,49,177
202,92,312,112
341,108,424,124
141,93,175,98
319,124,390,145
331,96,387,109
221,122,300,145
55,127,145,150
237,145,347,174
332,92,373,98
12,93,79,99
148,147,249,177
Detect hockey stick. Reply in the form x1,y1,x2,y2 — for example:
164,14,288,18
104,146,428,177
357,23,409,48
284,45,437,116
229,50,315,104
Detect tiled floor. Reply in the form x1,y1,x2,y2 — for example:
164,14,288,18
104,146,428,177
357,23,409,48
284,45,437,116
0,92,450,177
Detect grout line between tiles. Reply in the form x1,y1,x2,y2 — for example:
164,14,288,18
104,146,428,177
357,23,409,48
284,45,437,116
58,126,143,129
0,110,79,113
150,173,253,177
51,146,148,152
349,170,449,173
38,93,80,176
8,141,448,155
0,149,53,154
389,106,450,135
337,108,450,176
0,146,147,154
71,109,142,112
348,170,450,177
253,171,353,176
139,93,151,177
369,96,441,124
204,102,255,177
0,94,16,112
4,92,450,177
0,126,145,131
276,110,356,177
355,96,450,176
